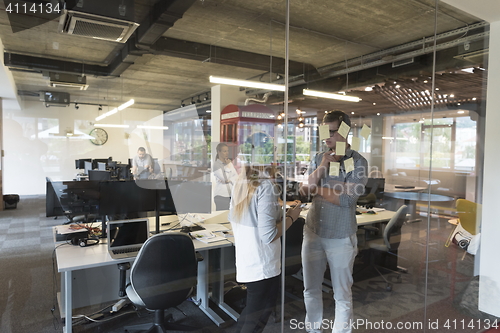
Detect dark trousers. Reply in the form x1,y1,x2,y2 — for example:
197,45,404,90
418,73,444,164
214,196,231,211
236,275,280,333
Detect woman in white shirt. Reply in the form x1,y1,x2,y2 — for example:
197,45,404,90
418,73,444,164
213,143,238,210
229,165,302,333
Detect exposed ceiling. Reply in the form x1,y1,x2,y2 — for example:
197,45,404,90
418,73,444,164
0,0,489,119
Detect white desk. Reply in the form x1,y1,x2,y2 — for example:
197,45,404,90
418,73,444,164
300,206,396,226
55,213,236,333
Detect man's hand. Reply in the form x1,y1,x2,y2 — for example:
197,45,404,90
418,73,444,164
286,200,302,221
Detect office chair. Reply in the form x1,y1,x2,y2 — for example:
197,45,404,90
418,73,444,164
124,233,199,333
456,199,480,235
360,205,408,291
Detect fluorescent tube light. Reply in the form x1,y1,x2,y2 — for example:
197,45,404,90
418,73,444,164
95,124,130,128
95,99,134,121
209,76,285,91
137,125,169,130
303,89,360,102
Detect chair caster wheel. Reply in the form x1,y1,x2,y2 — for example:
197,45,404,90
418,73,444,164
386,283,393,291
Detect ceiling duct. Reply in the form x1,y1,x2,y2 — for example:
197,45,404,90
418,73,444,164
58,0,139,43
42,91,70,107
48,72,88,90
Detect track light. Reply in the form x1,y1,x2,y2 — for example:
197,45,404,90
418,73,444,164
196,95,202,104
98,105,102,111
204,93,209,101
181,100,186,107
191,98,196,105
75,103,79,110
298,122,304,128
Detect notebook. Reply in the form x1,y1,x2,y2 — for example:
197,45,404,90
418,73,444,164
107,219,149,260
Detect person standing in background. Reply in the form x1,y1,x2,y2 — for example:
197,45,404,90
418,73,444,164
213,143,238,210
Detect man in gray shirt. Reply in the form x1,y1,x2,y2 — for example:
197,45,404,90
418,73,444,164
300,110,368,333
131,147,154,180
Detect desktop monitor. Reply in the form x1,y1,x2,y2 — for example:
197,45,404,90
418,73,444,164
92,159,109,170
116,164,131,180
84,161,93,175
167,181,212,214
99,181,157,216
75,158,91,170
97,162,107,171
364,178,385,200
88,170,111,181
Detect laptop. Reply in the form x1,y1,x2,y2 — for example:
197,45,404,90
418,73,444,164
107,219,149,260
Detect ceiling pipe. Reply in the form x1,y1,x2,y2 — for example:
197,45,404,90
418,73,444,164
244,92,273,105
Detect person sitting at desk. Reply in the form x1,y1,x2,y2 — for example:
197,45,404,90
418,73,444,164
131,147,154,180
229,165,302,333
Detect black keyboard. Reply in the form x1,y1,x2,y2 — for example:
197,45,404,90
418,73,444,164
112,246,141,255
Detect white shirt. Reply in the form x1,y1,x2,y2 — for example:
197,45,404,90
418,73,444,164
213,159,238,197
228,180,281,283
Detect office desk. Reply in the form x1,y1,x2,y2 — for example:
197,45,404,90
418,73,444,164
300,207,396,226
55,216,235,333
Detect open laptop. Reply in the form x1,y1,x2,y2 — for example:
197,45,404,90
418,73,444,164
107,219,149,260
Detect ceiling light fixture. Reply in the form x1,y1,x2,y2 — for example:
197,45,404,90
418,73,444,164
95,99,134,121
204,93,209,101
209,76,285,92
303,89,360,102
196,96,202,104
98,105,102,111
191,98,196,105
181,100,186,107
137,125,169,130
75,103,79,110
95,123,130,128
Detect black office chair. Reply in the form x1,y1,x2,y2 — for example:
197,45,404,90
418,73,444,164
283,217,305,277
124,232,199,333
360,205,408,291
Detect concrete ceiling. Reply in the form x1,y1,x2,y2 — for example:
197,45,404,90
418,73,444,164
0,0,489,118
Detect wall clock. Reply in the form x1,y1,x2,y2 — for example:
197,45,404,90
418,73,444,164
89,128,108,145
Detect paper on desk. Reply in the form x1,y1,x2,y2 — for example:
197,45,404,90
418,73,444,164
190,230,226,243
338,121,350,139
56,224,87,235
202,223,230,232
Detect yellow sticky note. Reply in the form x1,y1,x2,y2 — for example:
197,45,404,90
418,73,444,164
338,121,350,139
336,141,346,155
351,137,360,151
329,161,340,177
319,124,329,141
344,157,355,173
361,124,371,140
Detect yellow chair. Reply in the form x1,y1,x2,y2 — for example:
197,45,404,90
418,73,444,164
456,199,480,235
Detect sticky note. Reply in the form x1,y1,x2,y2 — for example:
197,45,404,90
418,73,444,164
329,161,340,177
319,124,329,140
344,157,355,173
338,121,350,139
351,137,360,151
336,142,346,155
361,124,371,140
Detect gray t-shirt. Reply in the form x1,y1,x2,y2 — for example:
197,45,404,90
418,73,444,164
132,153,153,179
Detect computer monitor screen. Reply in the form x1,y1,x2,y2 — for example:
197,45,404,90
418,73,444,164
88,170,111,181
364,178,385,199
99,181,157,216
107,219,149,249
92,159,109,170
116,164,131,180
75,158,91,170
97,162,107,171
84,161,93,175
167,181,212,214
